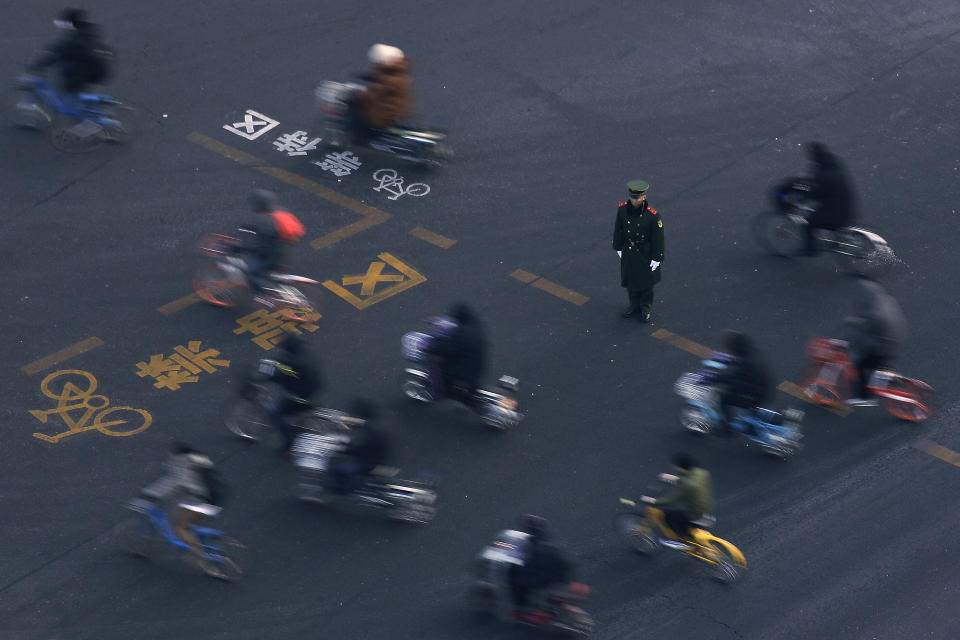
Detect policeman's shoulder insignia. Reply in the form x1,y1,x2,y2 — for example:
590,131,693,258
658,219,663,228
648,207,659,215
618,201,628,207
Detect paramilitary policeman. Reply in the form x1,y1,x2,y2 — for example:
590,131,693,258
612,179,664,323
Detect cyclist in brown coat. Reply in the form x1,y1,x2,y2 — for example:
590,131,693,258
358,44,414,132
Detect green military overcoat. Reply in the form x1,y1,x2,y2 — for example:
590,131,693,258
612,201,664,291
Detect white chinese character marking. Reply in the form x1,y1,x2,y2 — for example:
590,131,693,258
272,130,322,156
371,168,431,201
222,109,280,140
312,151,362,177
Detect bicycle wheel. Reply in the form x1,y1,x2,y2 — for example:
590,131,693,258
193,263,244,307
95,406,153,437
679,405,715,434
274,283,322,323
700,538,745,584
796,363,848,407
399,369,434,403
878,378,935,422
615,513,658,555
752,212,805,257
13,98,52,130
225,397,275,443
115,516,154,558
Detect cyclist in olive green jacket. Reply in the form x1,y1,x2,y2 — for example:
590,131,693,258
644,453,714,546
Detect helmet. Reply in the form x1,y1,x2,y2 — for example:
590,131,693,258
722,330,752,358
250,189,279,213
448,301,474,324
368,43,404,66
517,514,549,540
169,440,196,456
672,452,696,471
55,8,88,30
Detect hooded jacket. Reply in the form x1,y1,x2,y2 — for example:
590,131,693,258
845,279,907,359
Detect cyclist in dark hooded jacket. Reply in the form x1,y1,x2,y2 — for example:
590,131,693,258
264,334,321,453
507,515,571,614
715,330,771,435
843,278,907,405
30,9,112,95
428,302,487,406
802,142,858,255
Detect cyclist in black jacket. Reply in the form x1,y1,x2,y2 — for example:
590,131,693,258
716,331,771,435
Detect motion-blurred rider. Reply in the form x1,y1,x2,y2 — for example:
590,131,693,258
427,302,488,407
263,334,322,454
842,278,907,407
349,44,414,144
237,189,305,302
507,515,571,619
642,453,714,548
29,8,113,97
776,142,858,256
715,330,772,435
142,442,224,559
330,399,390,495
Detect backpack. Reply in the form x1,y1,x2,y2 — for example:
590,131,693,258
269,210,305,243
200,466,229,507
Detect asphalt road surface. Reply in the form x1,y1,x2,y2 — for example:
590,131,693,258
2,2,959,639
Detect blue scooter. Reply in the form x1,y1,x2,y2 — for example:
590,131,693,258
674,356,804,458
14,74,128,144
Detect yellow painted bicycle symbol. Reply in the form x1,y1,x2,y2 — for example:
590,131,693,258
30,369,152,443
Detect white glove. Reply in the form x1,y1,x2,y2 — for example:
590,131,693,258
617,251,622,259
650,260,660,271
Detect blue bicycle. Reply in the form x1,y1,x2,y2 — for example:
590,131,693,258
118,497,245,581
674,357,804,459
13,74,131,150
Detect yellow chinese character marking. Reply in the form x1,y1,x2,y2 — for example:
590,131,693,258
135,341,230,390
323,253,426,309
234,309,320,350
30,370,152,443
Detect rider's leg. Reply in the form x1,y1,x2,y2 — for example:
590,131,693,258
172,505,204,556
853,352,885,399
662,508,692,540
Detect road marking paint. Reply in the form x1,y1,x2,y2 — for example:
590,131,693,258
30,369,152,443
186,132,392,249
777,381,851,416
650,329,713,359
21,337,104,376
509,269,539,284
913,439,960,468
311,216,386,249
158,293,201,316
324,253,426,309
509,270,589,306
409,226,456,249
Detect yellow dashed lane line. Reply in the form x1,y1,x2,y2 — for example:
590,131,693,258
913,440,960,469
21,337,104,376
509,269,589,306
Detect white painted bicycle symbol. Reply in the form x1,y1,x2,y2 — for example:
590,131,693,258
372,168,431,201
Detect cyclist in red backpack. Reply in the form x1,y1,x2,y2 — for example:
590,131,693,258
238,189,305,301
